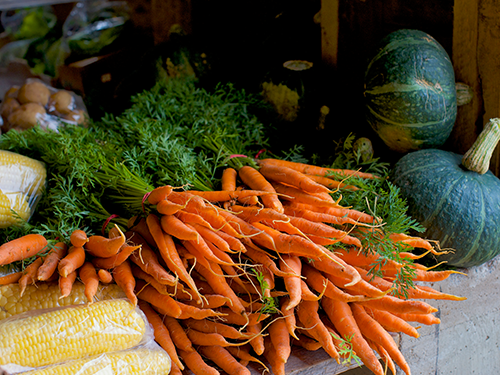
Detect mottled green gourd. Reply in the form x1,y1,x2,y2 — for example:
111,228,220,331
391,118,500,268
364,29,457,153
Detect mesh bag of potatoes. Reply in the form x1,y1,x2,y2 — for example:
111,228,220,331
0,150,46,228
0,78,87,133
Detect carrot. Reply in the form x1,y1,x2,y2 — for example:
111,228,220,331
91,244,140,269
178,349,220,375
175,209,215,228
246,322,265,356
185,231,236,266
235,185,260,206
263,337,285,375
238,165,284,212
321,297,384,375
139,300,184,369
85,224,126,258
58,270,77,299
286,200,376,224
191,222,233,253
226,345,269,371
217,308,269,326
222,167,238,191
113,259,138,306
0,234,48,266
283,204,361,226
0,271,22,285
389,232,437,252
351,303,412,375
176,300,228,320
160,213,199,241
184,319,253,340
279,297,298,340
268,318,291,363
366,338,397,375
156,199,186,215
214,229,247,253
243,244,293,278
258,162,332,195
135,279,182,318
256,158,380,179
182,189,278,202
70,229,88,247
198,345,251,375
170,362,183,375
292,334,322,351
380,266,467,282
58,245,86,278
97,268,113,283
147,185,173,205
126,231,177,286
79,261,99,303
296,300,339,361
305,173,359,191
18,257,43,297
364,306,420,338
324,272,387,298
392,311,441,326
128,216,157,247
310,252,362,287
180,294,230,309
130,263,169,295
163,315,194,352
186,329,244,347
358,294,438,315
36,242,68,281
279,254,302,310
229,204,291,224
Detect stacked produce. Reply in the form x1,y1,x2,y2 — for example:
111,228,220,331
0,156,466,375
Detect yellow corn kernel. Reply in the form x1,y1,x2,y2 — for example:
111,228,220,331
0,281,126,320
0,190,31,228
0,150,47,195
21,345,172,374
0,298,146,368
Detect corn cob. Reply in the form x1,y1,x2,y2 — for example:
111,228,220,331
0,280,126,320
0,150,46,195
0,298,147,368
19,344,172,374
0,190,31,228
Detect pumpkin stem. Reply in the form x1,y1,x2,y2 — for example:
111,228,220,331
462,118,500,174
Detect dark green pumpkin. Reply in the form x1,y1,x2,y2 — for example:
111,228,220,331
364,29,457,153
391,119,500,268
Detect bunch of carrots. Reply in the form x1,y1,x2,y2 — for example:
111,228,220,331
0,157,467,375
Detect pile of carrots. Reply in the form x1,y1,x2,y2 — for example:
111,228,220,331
0,158,467,375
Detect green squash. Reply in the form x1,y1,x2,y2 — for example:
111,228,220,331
391,118,500,268
364,29,457,153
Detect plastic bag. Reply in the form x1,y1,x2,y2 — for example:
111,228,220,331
0,78,88,133
0,298,154,373
0,149,46,228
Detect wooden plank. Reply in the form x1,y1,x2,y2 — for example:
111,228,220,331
320,0,340,70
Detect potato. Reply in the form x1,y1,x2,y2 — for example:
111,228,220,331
7,103,46,130
17,81,51,106
63,108,87,126
1,97,21,120
48,90,74,115
4,86,19,101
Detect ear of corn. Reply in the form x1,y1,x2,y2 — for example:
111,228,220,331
17,344,172,375
0,298,147,368
0,150,47,228
0,281,126,320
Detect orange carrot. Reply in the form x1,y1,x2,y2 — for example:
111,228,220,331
229,204,290,223
305,173,359,191
180,294,230,309
170,362,183,375
283,204,361,226
364,306,420,338
58,245,86,278
128,216,157,247
246,322,265,356
91,244,140,269
243,244,292,278
85,224,126,258
310,252,362,287
296,300,339,361
0,271,22,285
256,158,379,179
351,303,412,375
263,337,285,375
198,345,251,375
157,199,187,215
97,268,113,284
324,272,387,299
0,234,48,266
126,231,177,286
160,213,199,241
176,300,228,320
70,229,88,247
217,308,269,326
37,242,68,281
130,263,169,295
58,270,77,299
279,254,302,310
163,315,194,352
268,318,291,363
258,162,332,195
358,294,438,315
292,334,322,351
238,165,284,213
147,185,173,205
366,338,397,375
392,311,441,326
182,189,277,202
113,259,138,306
286,200,375,224
79,261,99,303
183,319,253,340
191,222,233,253
18,257,43,297
138,300,184,370
322,297,384,375
186,329,243,347
135,279,182,318
280,297,298,339
178,349,219,375
222,167,238,192
226,345,269,370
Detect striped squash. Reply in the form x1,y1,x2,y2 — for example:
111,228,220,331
364,29,457,153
